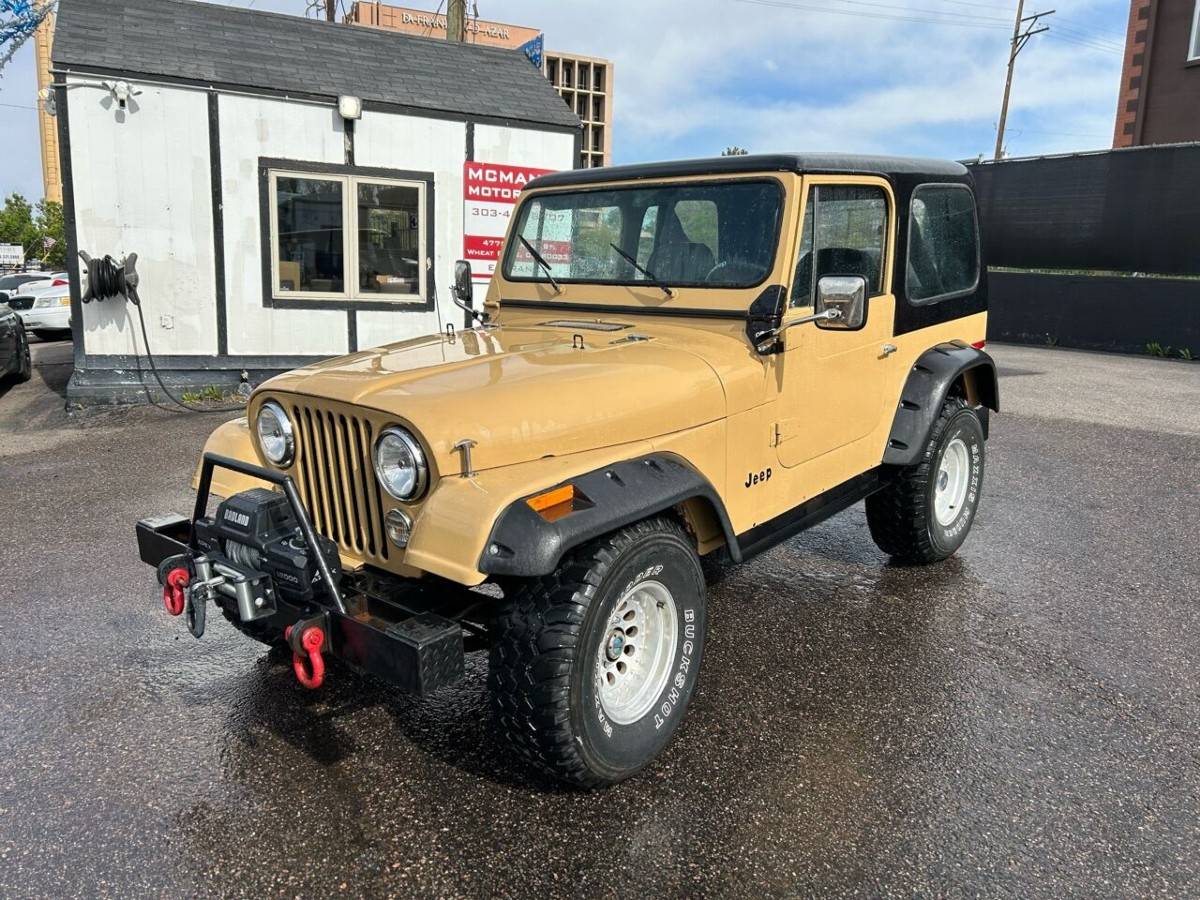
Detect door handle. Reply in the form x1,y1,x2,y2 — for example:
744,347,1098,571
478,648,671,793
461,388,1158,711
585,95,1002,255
880,343,898,358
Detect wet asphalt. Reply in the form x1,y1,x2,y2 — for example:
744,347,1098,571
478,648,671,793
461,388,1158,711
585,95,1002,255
1,338,1198,898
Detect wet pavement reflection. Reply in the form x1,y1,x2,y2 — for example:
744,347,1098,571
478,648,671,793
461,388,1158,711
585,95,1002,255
1,344,1198,897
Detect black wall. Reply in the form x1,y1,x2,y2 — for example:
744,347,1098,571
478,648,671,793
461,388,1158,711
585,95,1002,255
969,144,1200,276
967,145,1200,357
988,272,1199,355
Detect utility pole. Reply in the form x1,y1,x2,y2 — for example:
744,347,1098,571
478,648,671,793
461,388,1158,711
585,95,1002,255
447,0,466,41
325,0,336,22
994,2,1054,160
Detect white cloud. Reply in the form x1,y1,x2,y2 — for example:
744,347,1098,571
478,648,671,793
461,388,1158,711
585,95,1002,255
0,0,1128,201
499,0,1126,162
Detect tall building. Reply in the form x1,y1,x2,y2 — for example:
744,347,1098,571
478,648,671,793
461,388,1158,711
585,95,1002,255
1113,0,1200,147
349,3,613,166
34,11,62,203
544,51,612,168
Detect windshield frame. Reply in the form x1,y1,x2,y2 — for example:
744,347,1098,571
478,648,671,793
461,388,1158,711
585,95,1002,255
499,176,787,292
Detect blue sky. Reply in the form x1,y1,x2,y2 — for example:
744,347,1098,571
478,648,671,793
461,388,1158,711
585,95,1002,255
0,0,1130,202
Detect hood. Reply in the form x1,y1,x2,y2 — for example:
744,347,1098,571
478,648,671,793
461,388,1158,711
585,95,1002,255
261,324,728,473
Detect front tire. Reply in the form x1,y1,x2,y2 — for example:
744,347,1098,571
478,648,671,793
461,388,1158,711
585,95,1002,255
866,396,986,564
489,517,707,787
14,327,32,382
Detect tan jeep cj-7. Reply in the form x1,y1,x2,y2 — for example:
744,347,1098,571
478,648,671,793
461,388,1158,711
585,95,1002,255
138,153,998,787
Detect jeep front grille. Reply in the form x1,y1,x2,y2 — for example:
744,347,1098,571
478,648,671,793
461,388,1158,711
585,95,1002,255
288,403,389,563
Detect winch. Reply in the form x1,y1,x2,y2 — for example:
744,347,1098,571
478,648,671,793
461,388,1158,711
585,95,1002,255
138,452,468,696
162,488,341,639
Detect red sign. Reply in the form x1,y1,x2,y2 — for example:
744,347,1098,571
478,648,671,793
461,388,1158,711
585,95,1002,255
463,161,555,281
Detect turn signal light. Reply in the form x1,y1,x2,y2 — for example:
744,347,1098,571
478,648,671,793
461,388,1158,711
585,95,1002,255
527,484,577,522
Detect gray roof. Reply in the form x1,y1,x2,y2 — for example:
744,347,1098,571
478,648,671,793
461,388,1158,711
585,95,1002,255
52,0,580,130
529,153,969,189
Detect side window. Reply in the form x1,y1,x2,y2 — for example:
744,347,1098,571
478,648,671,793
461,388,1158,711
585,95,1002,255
906,184,979,304
791,185,888,306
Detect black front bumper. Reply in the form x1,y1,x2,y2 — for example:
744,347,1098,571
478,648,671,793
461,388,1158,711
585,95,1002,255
136,453,469,695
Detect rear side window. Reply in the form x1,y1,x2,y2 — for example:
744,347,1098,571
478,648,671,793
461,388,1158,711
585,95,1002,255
906,184,979,303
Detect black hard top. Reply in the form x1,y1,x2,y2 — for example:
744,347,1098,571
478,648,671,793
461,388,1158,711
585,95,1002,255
528,153,970,190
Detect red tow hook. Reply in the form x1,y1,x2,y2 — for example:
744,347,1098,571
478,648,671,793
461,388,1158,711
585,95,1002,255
163,568,189,617
285,624,327,690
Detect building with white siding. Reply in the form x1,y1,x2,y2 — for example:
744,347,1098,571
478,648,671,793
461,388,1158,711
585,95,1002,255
51,0,580,403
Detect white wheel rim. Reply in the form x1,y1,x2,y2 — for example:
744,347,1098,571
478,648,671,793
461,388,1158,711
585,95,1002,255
596,579,678,725
934,436,971,527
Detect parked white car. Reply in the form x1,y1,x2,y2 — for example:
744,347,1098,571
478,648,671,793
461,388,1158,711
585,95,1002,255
7,273,71,339
0,271,53,304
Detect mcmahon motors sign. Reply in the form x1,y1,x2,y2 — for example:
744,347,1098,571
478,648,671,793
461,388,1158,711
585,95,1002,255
463,161,555,282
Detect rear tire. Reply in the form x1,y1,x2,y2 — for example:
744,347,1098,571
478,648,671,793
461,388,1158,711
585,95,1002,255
866,396,985,564
489,517,707,787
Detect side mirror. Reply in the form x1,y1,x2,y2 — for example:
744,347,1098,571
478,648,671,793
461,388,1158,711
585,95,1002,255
453,260,473,305
814,275,867,330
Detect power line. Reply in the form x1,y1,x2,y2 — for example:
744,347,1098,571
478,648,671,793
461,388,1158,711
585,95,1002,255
737,0,1127,47
1048,30,1123,53
823,0,1013,24
735,0,1012,30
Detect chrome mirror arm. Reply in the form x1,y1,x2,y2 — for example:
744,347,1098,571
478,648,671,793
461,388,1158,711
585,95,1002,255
754,308,842,352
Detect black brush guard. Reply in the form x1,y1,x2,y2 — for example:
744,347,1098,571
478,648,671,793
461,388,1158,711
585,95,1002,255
136,453,475,695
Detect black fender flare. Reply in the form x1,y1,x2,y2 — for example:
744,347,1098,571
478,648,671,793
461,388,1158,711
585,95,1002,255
478,453,740,578
883,343,999,466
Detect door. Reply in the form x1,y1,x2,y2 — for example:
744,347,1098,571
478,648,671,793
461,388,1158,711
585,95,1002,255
775,179,896,470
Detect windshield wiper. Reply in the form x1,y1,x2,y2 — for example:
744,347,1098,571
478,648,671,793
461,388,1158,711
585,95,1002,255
609,243,674,299
518,236,562,294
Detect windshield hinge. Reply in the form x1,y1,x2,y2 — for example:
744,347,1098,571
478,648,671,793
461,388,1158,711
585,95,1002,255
770,423,781,447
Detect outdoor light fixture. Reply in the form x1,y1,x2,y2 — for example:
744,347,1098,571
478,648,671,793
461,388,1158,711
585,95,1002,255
338,94,363,120
103,80,142,111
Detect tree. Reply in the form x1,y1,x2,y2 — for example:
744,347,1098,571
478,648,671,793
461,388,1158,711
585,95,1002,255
0,194,67,268
35,199,65,268
721,146,749,156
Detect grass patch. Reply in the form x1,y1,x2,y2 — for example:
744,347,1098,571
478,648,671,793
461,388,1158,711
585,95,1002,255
180,385,230,403
990,267,1200,281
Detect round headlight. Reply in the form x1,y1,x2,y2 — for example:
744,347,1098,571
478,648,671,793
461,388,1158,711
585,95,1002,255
256,401,294,466
374,426,428,501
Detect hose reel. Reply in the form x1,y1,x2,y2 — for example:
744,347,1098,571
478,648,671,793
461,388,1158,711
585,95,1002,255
80,251,140,304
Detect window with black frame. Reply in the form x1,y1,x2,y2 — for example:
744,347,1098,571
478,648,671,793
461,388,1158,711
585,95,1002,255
906,184,979,304
791,185,888,307
269,169,427,302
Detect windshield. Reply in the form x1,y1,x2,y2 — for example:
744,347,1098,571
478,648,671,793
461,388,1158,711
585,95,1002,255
0,274,43,290
502,180,783,289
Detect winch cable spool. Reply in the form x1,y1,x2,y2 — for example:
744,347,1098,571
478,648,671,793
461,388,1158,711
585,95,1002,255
80,251,245,413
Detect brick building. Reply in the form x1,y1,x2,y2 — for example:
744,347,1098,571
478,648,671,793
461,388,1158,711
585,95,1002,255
349,2,614,166
1112,0,1200,147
